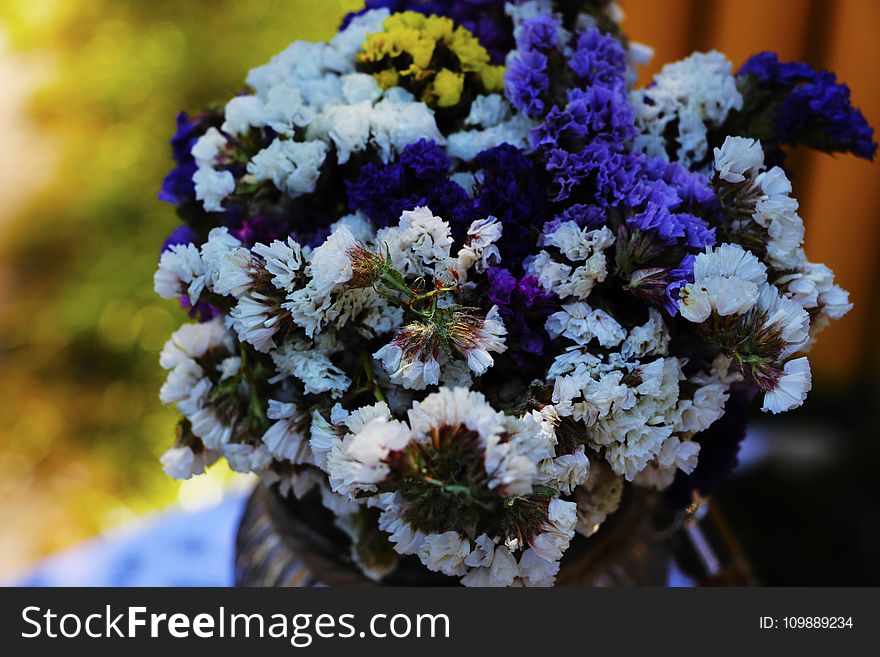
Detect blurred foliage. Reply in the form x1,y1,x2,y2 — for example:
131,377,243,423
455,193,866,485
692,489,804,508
0,0,359,575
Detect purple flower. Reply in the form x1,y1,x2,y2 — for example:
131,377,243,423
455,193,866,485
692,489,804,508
519,15,559,52
505,50,550,117
180,295,221,323
473,145,548,262
487,267,557,363
346,139,471,228
739,51,876,160
627,203,715,250
567,28,627,93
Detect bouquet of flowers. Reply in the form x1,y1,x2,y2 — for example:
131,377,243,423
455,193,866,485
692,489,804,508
154,0,875,586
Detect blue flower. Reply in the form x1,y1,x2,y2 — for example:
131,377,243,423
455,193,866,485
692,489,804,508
567,27,628,93
346,139,471,229
739,51,877,160
487,267,557,363
473,145,549,262
505,50,550,117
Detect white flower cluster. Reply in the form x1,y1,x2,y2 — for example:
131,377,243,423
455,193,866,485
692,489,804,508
631,51,743,168
322,387,582,586
188,9,449,213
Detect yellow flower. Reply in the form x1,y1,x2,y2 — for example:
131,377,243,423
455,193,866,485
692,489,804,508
358,12,505,108
449,26,490,72
374,68,400,90
384,10,427,32
429,68,465,107
423,15,454,43
479,65,506,93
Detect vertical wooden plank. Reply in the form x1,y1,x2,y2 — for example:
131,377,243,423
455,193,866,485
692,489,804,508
702,0,813,66
619,0,699,82
796,0,880,381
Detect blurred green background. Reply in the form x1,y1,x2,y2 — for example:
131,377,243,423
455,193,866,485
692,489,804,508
0,0,358,579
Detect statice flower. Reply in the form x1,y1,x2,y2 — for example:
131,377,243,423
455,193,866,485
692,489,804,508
738,51,876,160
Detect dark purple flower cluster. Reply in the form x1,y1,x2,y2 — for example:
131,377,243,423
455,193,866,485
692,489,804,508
348,141,548,263
486,267,557,363
341,0,513,63
345,139,472,229
531,86,637,203
472,145,548,261
738,52,877,160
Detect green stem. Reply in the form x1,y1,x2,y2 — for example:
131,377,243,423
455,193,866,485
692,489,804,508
240,344,268,427
359,350,386,403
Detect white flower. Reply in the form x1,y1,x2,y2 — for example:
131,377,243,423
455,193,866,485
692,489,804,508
247,138,328,196
284,284,332,338
222,95,265,136
309,410,339,470
546,303,626,347
341,73,382,103
160,446,215,480
189,406,234,450
538,445,590,495
224,443,273,474
448,306,508,376
374,342,441,391
574,463,623,537
252,238,304,292
271,339,351,398
656,436,700,474
154,243,205,303
755,283,810,356
309,225,358,296
631,51,742,167
517,547,560,587
446,113,535,161
191,127,226,167
327,416,413,496
527,250,572,293
461,543,520,587
418,532,471,576
307,100,373,164
465,94,511,128
369,97,444,163
378,207,453,277
543,222,615,262
229,292,282,352
159,319,231,370
262,399,311,463
714,136,764,183
762,356,811,414
680,243,768,322
528,498,577,562
621,308,669,359
378,504,425,555
455,217,502,276
200,227,242,287
213,247,255,298
193,167,235,213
